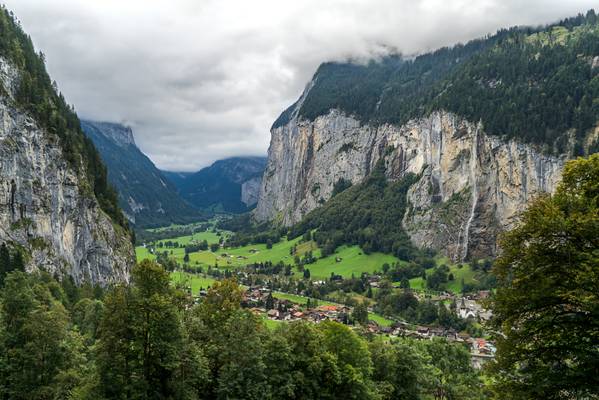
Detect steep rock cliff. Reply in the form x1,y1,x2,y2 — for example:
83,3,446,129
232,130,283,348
0,58,133,284
241,176,262,207
256,109,565,260
257,14,599,261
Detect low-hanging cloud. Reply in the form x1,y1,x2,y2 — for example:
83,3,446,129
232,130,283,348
3,0,598,171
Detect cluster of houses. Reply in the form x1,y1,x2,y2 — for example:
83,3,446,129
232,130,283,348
192,281,496,368
238,286,495,368
424,290,493,322
244,287,353,324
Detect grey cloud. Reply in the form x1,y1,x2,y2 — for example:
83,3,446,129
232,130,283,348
3,0,598,171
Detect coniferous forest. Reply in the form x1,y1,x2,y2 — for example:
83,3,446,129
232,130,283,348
0,262,485,400
280,10,599,155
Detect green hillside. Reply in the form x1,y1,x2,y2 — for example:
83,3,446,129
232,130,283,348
280,10,599,154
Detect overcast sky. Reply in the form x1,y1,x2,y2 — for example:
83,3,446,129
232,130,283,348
3,0,598,171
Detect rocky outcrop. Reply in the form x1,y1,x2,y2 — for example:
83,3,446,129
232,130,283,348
241,176,262,207
0,58,133,284
85,121,136,147
256,107,565,260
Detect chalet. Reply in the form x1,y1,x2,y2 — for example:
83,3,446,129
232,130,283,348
367,323,380,334
380,326,393,334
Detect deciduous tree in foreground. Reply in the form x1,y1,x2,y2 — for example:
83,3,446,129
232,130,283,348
489,154,599,399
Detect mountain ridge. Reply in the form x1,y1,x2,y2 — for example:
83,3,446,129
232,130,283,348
256,11,599,261
81,120,203,228
0,8,133,283
164,156,267,213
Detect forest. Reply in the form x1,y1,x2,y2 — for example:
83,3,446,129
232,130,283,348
288,160,423,261
286,10,599,154
0,263,484,400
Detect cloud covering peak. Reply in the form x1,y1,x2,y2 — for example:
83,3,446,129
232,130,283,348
4,0,597,171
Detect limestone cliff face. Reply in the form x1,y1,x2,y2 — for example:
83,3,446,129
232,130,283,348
255,107,565,260
0,58,133,284
241,176,262,207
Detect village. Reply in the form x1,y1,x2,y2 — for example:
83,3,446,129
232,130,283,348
196,284,497,369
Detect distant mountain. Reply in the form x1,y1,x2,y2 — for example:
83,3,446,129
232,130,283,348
161,171,194,188
81,121,202,228
164,157,267,213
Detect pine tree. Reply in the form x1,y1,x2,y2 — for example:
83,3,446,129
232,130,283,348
10,250,24,273
265,292,274,310
0,243,10,285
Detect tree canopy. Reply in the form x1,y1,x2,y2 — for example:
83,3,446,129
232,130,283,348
280,10,599,155
489,154,599,399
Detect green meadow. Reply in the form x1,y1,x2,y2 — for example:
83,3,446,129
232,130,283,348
138,223,478,299
137,231,401,280
138,227,479,295
408,262,478,293
170,272,216,293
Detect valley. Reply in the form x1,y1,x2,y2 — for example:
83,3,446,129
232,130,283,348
0,3,597,399
135,218,488,340
137,225,402,280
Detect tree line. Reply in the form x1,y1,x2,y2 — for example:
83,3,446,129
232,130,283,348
288,161,425,261
0,263,484,400
292,9,599,155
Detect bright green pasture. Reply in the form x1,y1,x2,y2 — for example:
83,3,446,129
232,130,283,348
272,291,337,307
137,233,399,280
302,245,398,280
170,272,216,295
153,230,223,246
408,263,478,294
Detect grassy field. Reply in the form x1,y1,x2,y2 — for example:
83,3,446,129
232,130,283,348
272,291,338,307
137,231,400,280
305,245,398,279
170,272,216,294
262,316,284,330
142,228,473,296
408,263,478,293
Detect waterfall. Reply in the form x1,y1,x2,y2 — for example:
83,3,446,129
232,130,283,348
461,128,479,260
